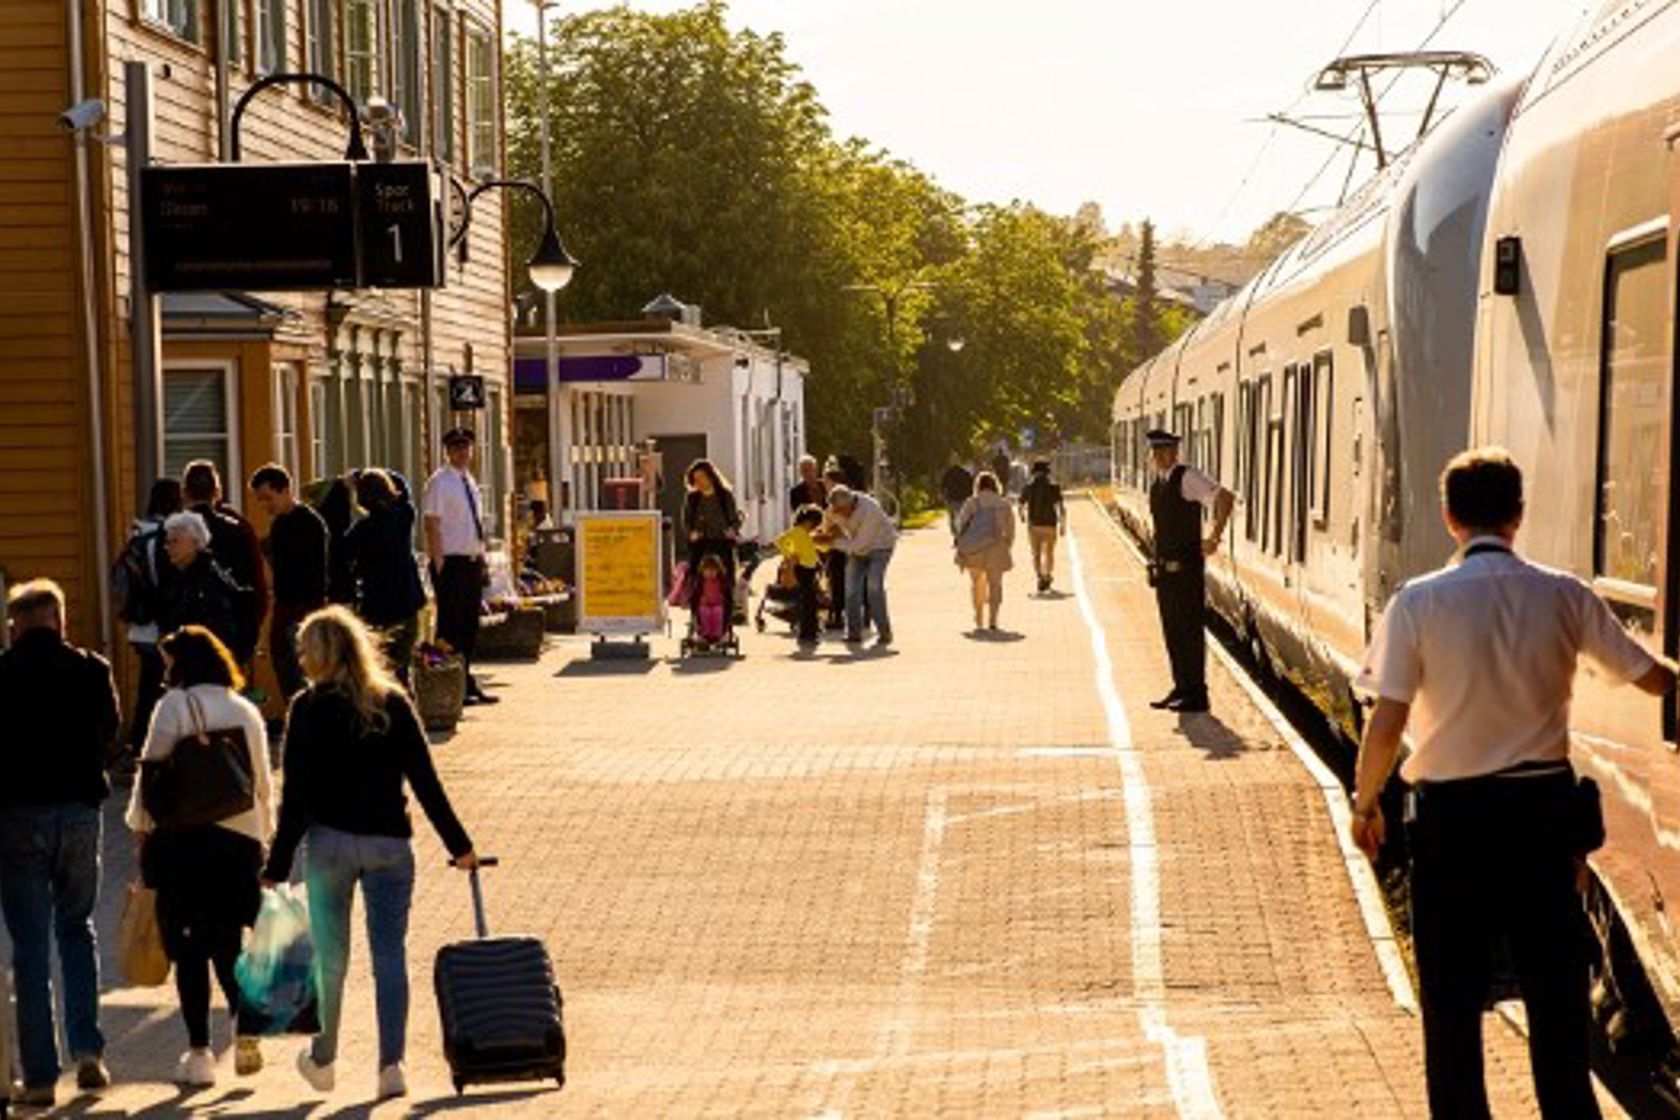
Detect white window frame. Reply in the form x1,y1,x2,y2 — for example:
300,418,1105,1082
273,362,301,479
163,361,243,510
308,376,329,477
305,0,336,104
465,21,496,178
254,0,286,75
431,3,455,160
140,0,200,42
345,0,380,104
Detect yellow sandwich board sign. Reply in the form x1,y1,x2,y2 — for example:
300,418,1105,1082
575,511,664,638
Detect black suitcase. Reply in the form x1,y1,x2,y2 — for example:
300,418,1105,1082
434,861,567,1094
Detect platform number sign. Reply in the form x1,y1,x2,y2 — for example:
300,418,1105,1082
357,162,441,289
448,375,487,411
142,161,441,291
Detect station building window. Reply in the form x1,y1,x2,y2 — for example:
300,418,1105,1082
431,3,455,160
305,0,336,104
254,0,286,75
345,0,379,104
141,0,199,41
1595,237,1667,616
392,0,423,147
465,24,497,178
163,365,239,499
273,362,301,479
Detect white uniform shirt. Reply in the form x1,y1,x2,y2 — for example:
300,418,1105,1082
126,685,275,843
1159,462,1222,506
422,466,487,558
1355,537,1656,782
835,493,898,555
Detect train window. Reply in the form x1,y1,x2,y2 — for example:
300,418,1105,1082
1290,364,1311,562
1211,393,1226,481
1594,238,1667,609
1312,352,1334,526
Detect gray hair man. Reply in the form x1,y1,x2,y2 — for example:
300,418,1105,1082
825,485,898,647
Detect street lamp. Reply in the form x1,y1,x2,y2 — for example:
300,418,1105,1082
449,178,578,520
842,276,940,516
946,335,966,353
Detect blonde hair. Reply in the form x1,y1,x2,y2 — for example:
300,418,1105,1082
8,578,65,628
298,605,399,732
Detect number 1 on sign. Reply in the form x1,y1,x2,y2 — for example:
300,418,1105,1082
388,225,403,263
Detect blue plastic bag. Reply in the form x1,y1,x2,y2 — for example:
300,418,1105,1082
236,885,320,1036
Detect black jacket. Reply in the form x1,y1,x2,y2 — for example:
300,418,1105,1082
0,629,119,808
263,686,472,881
158,552,253,661
345,499,427,626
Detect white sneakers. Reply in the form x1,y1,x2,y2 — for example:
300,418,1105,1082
176,1048,216,1088
377,1063,409,1100
296,1048,336,1093
295,1046,405,1099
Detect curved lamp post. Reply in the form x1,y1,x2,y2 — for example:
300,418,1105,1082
450,179,580,518
230,72,369,162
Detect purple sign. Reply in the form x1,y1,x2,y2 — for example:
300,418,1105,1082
514,354,664,393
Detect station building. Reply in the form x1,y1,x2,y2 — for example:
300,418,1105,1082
0,0,516,653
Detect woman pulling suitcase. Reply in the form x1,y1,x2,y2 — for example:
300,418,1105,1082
261,606,481,1101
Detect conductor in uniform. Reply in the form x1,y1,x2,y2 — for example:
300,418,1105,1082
1351,448,1676,1118
1145,428,1234,714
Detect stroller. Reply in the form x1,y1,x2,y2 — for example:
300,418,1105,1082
755,553,830,633
673,542,766,658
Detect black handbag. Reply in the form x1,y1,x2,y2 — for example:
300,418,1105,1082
141,692,256,831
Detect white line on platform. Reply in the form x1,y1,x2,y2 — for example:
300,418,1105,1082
1083,499,1418,1015
1067,529,1225,1120
880,785,950,1060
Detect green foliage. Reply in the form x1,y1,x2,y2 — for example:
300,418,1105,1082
503,2,1176,486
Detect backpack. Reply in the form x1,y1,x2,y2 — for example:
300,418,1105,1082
111,528,161,626
955,504,999,558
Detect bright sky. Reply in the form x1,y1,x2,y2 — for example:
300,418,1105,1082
505,1,1592,244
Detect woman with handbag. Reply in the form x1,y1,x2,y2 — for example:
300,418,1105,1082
953,472,1017,633
126,625,274,1087
262,606,479,1102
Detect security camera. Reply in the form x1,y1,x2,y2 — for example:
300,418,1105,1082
57,99,106,133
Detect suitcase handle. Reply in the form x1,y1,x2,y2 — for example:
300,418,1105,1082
464,857,499,939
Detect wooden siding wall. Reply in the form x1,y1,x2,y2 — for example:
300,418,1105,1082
100,0,511,509
0,2,99,639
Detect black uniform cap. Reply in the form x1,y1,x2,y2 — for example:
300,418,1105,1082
1144,428,1181,447
442,426,477,449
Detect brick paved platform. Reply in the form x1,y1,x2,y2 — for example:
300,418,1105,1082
7,500,1619,1117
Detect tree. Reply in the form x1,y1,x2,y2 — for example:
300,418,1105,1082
1127,219,1165,362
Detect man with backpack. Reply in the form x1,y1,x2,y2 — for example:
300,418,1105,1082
111,479,183,759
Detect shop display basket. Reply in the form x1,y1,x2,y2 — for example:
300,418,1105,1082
414,656,466,732
475,606,546,661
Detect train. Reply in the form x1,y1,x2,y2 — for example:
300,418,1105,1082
1108,0,1680,1089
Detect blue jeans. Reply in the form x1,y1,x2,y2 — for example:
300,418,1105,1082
846,550,893,639
0,805,104,1087
303,825,415,1068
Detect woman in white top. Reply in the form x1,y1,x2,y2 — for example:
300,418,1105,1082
127,625,274,1089
953,472,1017,632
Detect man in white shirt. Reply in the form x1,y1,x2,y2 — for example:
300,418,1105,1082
1351,447,1675,1118
423,427,497,705
1145,429,1234,713
825,486,897,648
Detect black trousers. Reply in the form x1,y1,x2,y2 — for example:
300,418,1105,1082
173,920,248,1048
824,549,847,628
435,556,486,684
130,644,166,752
1411,773,1600,1120
269,601,316,705
794,565,820,642
1154,565,1206,699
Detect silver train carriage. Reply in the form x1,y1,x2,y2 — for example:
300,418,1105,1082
1112,0,1680,1076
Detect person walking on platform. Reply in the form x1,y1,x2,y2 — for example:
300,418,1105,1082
953,472,1016,631
424,427,496,706
251,464,328,705
940,457,975,538
182,461,267,665
1145,429,1233,714
789,454,827,514
0,580,119,1107
127,626,274,1088
825,485,897,647
1351,448,1677,1119
346,469,428,685
262,607,480,1101
1019,458,1066,592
